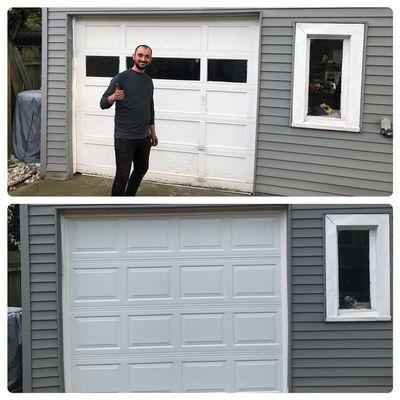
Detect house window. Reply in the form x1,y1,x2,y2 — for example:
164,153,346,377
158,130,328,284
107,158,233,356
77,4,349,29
126,57,200,80
292,23,365,132
207,59,247,83
86,56,119,77
325,214,391,322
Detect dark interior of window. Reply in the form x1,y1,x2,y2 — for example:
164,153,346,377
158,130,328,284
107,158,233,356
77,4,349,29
126,57,200,80
308,39,343,118
86,56,119,77
207,59,247,83
338,229,371,310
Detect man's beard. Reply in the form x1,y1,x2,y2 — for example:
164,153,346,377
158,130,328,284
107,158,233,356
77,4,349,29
134,60,147,70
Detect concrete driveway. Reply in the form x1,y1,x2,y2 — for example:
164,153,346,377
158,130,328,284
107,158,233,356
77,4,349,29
9,174,245,196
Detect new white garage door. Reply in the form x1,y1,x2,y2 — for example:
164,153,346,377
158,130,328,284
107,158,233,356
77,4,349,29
73,16,260,192
61,211,287,392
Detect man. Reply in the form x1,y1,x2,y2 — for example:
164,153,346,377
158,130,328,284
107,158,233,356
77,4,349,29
100,44,158,196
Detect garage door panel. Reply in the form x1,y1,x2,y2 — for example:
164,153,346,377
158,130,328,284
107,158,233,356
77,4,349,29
156,118,200,146
77,141,115,173
125,25,203,51
205,122,247,150
155,88,202,113
84,25,121,50
149,149,198,177
63,212,285,392
72,315,122,351
79,113,114,138
206,90,247,116
207,25,256,52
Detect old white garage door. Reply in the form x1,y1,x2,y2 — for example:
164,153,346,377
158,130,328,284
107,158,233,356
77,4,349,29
61,211,287,392
73,16,260,192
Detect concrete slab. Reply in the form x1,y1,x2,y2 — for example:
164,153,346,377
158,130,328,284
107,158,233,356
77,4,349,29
9,174,246,196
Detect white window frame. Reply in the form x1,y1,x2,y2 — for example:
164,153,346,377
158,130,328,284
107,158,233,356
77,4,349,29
325,214,391,322
291,23,365,132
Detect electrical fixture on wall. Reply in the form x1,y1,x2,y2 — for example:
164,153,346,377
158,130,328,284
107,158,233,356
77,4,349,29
380,118,393,138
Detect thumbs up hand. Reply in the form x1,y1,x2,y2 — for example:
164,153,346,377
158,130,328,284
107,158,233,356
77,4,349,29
113,82,125,101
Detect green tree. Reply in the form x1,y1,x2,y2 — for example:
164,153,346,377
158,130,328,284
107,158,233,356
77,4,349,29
8,205,20,251
8,8,41,42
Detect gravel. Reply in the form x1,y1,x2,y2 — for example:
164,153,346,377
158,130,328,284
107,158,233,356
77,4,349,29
8,155,41,190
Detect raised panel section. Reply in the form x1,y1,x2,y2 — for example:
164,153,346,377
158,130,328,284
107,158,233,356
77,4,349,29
155,88,201,113
128,314,173,348
150,149,198,176
233,263,278,298
128,267,172,300
72,267,119,302
233,313,278,345
85,25,121,49
181,313,225,346
126,25,202,51
180,265,224,298
68,219,118,254
182,361,226,392
235,360,279,392
206,91,247,116
207,25,254,52
157,119,200,146
231,217,278,250
179,219,223,250
205,122,247,150
129,363,174,392
72,363,122,392
73,316,121,350
126,219,171,252
204,154,247,181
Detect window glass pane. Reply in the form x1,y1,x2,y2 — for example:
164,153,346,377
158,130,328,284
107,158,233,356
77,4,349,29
308,39,343,118
207,59,247,83
126,57,200,80
338,230,371,310
86,56,119,77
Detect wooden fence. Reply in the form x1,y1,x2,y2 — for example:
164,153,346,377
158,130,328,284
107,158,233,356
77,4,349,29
8,251,21,307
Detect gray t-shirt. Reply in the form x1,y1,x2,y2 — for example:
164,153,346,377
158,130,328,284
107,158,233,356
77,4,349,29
100,69,155,139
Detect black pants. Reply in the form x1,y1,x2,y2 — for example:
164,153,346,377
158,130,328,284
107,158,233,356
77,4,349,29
111,136,151,196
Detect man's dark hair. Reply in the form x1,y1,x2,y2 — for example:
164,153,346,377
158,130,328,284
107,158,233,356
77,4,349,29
134,44,152,55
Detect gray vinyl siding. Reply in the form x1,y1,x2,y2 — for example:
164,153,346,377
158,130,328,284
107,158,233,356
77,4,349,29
289,204,393,392
21,205,62,392
43,8,392,196
256,8,393,196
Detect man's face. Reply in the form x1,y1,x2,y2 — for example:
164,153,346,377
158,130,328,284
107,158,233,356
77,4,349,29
132,46,152,70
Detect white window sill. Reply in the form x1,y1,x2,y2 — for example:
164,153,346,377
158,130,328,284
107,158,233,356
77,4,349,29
326,310,392,322
291,121,360,133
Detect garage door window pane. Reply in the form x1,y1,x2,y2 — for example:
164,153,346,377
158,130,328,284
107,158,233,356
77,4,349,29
207,59,247,83
338,230,371,310
126,57,200,80
86,56,119,77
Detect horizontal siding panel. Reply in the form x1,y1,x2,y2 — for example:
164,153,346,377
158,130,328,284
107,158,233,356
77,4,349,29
46,163,67,173
31,292,58,302
32,358,60,369
262,9,392,18
31,320,59,331
292,386,391,393
293,339,392,349
257,159,391,181
365,65,392,75
293,358,392,368
32,368,59,379
292,376,392,387
293,330,392,340
31,330,58,340
29,235,56,245
32,348,59,359
29,225,56,235
32,377,60,389
292,321,393,331
292,367,392,378
261,63,292,73
293,294,324,303
292,348,393,359
31,339,59,350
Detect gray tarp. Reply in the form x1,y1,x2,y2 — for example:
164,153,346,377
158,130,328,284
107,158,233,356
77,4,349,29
8,307,22,392
12,90,41,163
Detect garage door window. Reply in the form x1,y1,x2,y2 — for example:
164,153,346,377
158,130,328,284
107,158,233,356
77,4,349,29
325,214,391,322
126,57,200,80
86,56,119,77
207,59,247,83
292,23,365,132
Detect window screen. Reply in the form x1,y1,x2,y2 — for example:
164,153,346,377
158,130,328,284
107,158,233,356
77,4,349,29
207,59,247,83
338,230,371,310
126,57,200,80
308,39,343,118
86,56,119,77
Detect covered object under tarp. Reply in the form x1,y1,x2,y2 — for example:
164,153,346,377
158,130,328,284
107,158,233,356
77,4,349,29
12,90,41,163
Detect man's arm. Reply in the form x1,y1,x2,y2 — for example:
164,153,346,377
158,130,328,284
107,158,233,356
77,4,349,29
149,89,158,146
100,78,125,109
